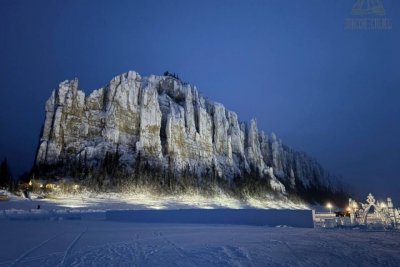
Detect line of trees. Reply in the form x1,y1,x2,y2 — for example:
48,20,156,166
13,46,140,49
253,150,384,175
31,150,349,205
32,151,293,202
0,158,18,191
163,71,189,85
0,151,348,205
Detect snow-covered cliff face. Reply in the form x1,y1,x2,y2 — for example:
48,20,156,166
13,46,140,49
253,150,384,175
35,71,336,195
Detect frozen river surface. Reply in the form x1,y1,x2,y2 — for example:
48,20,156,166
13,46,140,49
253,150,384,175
0,219,400,267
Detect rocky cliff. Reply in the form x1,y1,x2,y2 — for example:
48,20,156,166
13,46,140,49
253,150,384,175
35,71,344,201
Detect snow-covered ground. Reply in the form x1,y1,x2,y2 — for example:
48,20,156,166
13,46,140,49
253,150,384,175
1,193,399,266
0,219,399,267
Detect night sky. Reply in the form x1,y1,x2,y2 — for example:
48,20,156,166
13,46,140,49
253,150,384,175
1,0,399,205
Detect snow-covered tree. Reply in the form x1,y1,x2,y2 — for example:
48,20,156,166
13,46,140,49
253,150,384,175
0,158,12,189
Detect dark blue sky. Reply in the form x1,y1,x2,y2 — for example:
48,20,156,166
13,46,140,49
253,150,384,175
1,0,399,205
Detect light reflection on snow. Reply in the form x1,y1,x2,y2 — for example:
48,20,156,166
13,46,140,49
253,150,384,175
29,191,309,211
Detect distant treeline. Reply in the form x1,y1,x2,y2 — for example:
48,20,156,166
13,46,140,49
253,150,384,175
0,158,20,191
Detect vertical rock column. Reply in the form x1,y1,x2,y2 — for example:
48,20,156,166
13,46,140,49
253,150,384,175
36,79,84,165
246,119,265,175
136,83,163,159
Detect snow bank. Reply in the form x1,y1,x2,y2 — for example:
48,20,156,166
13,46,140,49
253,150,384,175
3,209,81,221
1,208,105,221
106,209,315,228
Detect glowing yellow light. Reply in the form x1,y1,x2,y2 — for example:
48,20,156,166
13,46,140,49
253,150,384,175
73,184,79,190
326,202,333,214
352,202,358,209
28,180,32,186
39,184,43,188
380,203,387,208
346,207,351,212
45,184,56,190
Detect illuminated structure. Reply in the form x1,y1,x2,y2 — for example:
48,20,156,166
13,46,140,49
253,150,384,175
349,193,399,228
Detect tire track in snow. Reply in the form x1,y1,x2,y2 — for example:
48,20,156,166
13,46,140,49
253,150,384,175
153,231,196,265
131,233,148,265
67,238,149,266
221,246,253,267
60,227,88,267
155,231,185,258
10,232,65,267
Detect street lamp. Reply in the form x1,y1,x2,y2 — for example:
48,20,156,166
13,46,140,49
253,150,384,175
326,202,333,214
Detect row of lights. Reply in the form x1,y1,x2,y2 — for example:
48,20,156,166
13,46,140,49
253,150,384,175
326,201,388,214
29,180,80,190
325,202,358,214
